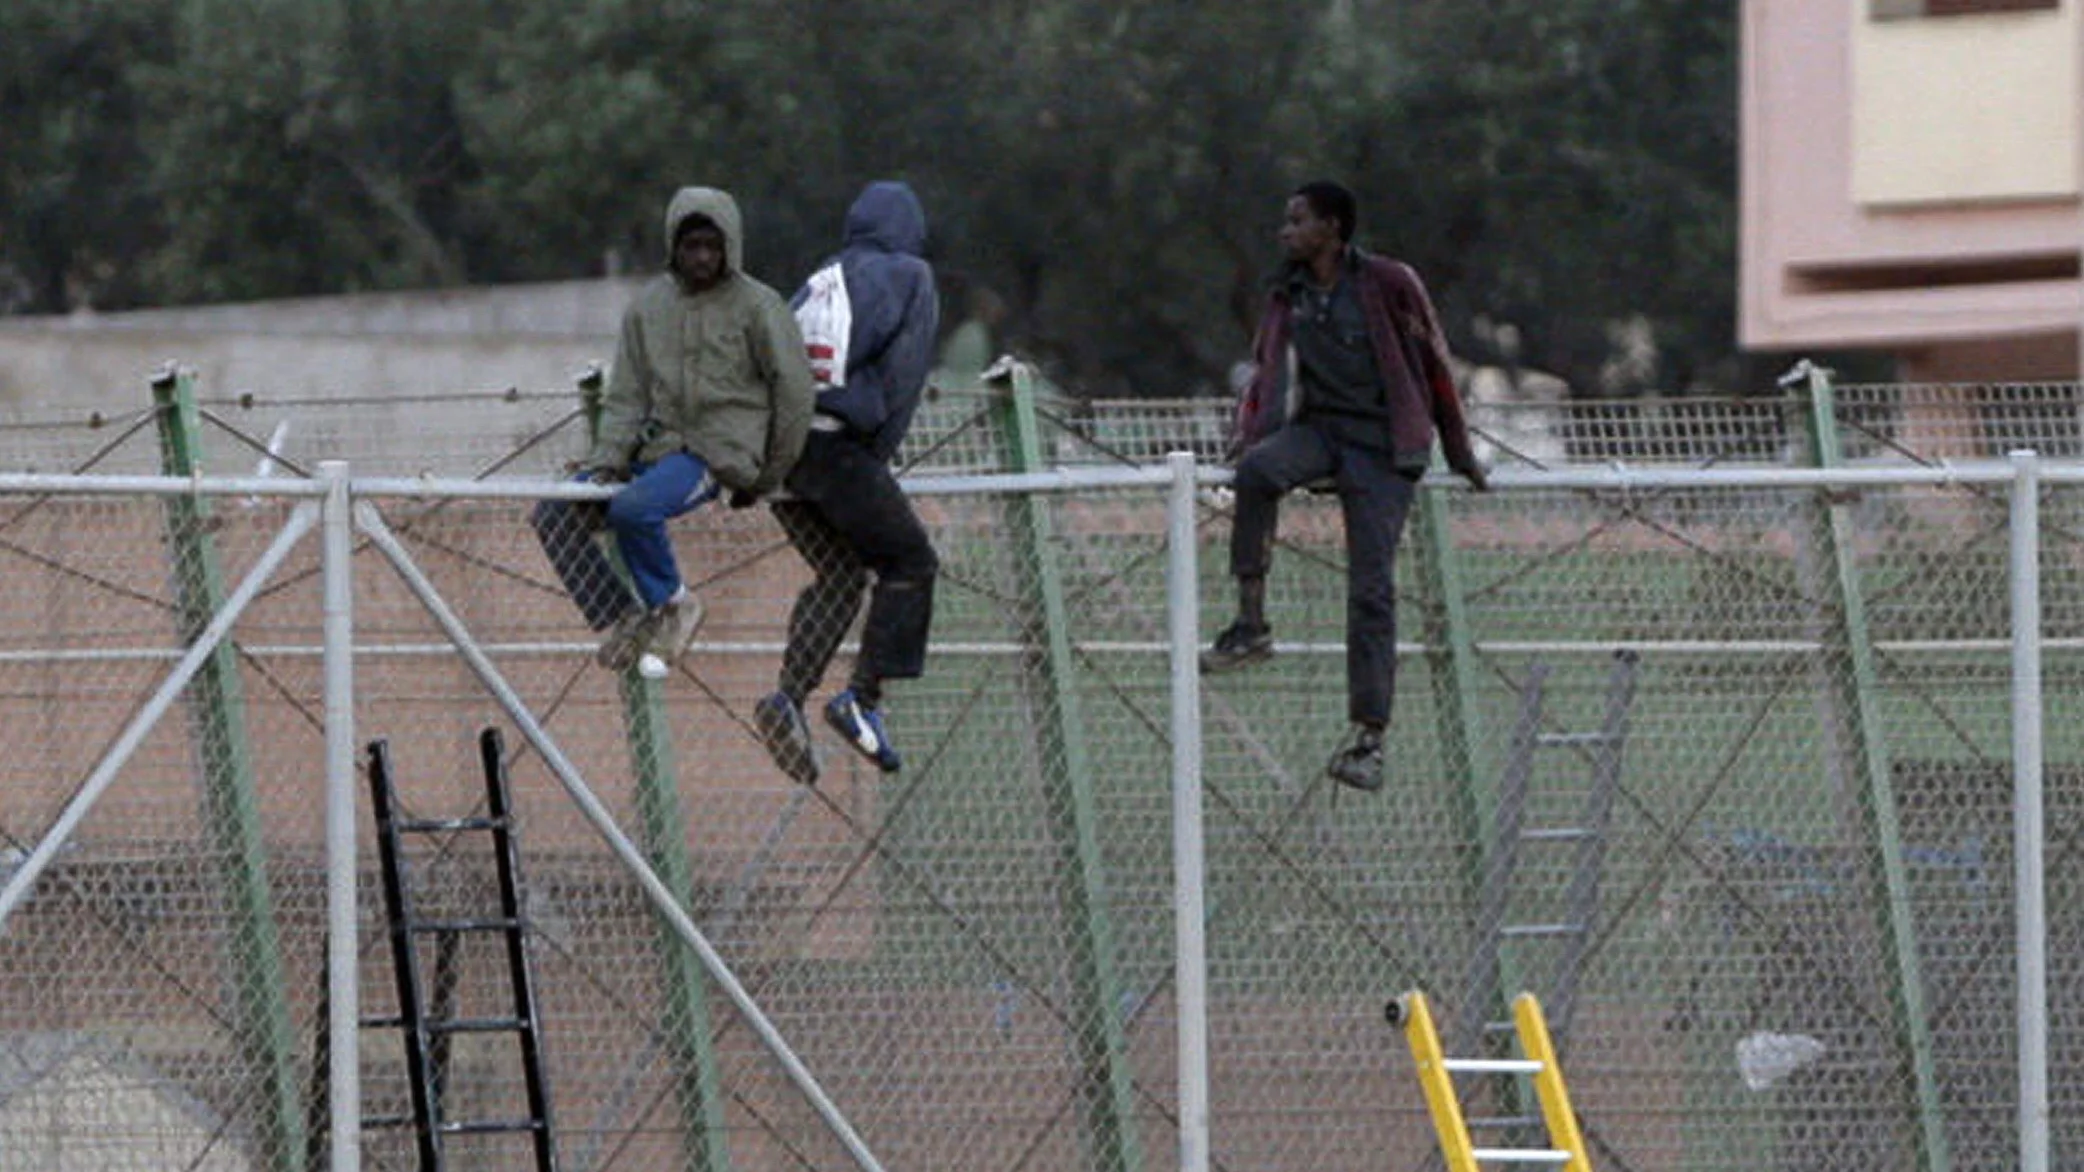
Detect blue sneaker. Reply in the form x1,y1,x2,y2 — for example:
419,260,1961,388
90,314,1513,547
824,689,901,773
754,691,819,786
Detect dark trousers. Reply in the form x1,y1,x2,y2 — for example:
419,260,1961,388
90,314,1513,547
772,430,939,704
1231,422,1418,727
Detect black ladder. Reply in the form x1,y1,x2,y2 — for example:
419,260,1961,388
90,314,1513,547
1453,650,1637,1137
366,727,559,1172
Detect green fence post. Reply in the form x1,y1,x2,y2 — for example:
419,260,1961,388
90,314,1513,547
987,362,1143,1172
150,364,307,1172
1411,483,1515,1042
1795,361,1952,1172
577,365,734,1172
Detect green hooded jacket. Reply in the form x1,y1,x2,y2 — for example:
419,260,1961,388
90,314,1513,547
587,186,815,495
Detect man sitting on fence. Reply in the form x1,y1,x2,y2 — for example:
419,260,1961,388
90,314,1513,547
754,180,941,784
533,186,814,678
1204,180,1488,792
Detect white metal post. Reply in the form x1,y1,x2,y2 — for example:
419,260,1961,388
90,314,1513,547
1167,451,1210,1172
320,462,361,1172
2009,450,2048,1172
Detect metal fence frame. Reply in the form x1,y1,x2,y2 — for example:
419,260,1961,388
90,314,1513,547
0,446,2058,1172
4,358,2080,1172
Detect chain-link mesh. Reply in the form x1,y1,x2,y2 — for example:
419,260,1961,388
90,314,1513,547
0,374,2078,1171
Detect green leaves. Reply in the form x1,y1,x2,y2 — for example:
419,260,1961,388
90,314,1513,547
0,0,1740,397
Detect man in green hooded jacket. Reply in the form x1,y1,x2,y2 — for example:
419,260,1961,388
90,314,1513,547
534,186,815,677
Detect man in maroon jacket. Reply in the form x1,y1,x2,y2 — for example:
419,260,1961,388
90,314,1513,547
1204,180,1488,792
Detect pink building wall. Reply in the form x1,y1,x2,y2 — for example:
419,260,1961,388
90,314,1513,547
1741,0,2083,380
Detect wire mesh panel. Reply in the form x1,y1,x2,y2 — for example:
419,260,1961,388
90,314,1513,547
0,372,2078,1172
2029,479,2084,1171
189,388,592,481
0,491,324,1172
1836,381,2084,463
1435,476,2010,1172
1475,396,1802,468
349,474,1194,1171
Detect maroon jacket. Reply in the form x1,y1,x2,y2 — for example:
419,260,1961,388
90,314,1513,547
1230,250,1483,484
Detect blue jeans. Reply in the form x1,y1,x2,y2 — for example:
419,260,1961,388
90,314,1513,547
531,450,719,629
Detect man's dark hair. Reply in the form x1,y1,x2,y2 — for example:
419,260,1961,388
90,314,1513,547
1293,180,1357,242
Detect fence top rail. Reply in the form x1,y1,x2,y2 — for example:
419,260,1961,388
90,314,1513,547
0,453,2075,501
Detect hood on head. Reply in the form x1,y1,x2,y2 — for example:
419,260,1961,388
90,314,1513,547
843,181,926,256
663,186,744,274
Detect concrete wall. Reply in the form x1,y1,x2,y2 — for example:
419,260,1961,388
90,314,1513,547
0,278,641,418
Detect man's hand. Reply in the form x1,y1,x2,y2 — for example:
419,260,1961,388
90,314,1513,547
1460,464,1490,492
727,488,761,510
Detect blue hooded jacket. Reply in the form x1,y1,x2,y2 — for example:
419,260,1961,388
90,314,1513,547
792,181,939,460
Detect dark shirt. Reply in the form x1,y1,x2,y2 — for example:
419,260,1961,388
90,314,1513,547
1290,269,1392,452
1233,248,1480,480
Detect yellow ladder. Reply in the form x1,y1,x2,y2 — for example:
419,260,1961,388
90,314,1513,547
1387,989,1593,1172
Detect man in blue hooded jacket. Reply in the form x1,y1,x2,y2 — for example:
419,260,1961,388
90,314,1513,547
754,181,941,784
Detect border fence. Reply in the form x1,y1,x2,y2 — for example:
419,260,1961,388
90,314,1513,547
0,360,2078,1172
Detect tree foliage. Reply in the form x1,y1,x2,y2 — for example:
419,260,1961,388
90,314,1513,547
0,0,1739,396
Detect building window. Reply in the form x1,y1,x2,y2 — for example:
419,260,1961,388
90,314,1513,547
1873,0,2059,18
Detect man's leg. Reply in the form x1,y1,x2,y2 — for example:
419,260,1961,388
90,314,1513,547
1205,425,1336,673
530,476,634,632
821,449,937,701
757,499,848,784
809,439,936,773
773,494,868,704
599,451,719,675
604,450,718,608
1328,446,1418,791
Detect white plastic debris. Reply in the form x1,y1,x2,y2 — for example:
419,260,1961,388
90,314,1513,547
1736,1030,1826,1091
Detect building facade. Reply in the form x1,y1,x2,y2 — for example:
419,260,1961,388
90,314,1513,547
1742,0,2082,382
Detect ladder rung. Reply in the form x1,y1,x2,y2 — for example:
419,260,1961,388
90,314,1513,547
1443,1058,1544,1074
411,917,522,933
1471,1148,1572,1164
1520,827,1593,842
395,816,505,834
370,729,556,1160
360,1014,407,1030
1500,923,1583,938
427,1016,529,1035
1534,731,1611,747
441,1118,548,1136
1468,1115,1542,1130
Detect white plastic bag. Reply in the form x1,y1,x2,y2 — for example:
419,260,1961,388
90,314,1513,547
1735,1030,1825,1091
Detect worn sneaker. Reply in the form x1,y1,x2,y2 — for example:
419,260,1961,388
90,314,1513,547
755,691,820,785
1327,727,1386,793
1199,620,1274,675
635,590,706,679
824,689,901,773
595,607,656,672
